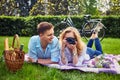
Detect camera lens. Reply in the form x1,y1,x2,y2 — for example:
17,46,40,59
66,37,76,44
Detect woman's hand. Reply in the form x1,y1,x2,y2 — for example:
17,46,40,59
68,41,77,54
73,45,77,55
71,42,78,66
61,39,67,52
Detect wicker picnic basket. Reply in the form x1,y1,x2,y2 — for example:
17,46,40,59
4,34,25,72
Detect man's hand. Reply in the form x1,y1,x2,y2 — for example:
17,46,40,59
28,57,36,63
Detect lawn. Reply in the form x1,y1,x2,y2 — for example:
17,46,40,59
0,36,120,80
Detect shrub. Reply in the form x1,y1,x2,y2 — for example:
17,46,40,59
0,15,120,38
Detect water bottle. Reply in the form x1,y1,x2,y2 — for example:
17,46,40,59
19,44,24,59
20,44,24,51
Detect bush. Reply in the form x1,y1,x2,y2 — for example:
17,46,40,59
0,16,25,36
0,15,120,38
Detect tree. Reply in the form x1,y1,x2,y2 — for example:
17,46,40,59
15,0,37,16
98,0,120,15
49,0,69,15
78,0,99,15
0,0,19,16
109,0,120,15
29,0,69,15
0,0,103,16
0,0,37,16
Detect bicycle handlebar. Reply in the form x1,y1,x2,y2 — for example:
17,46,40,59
84,14,91,20
84,14,102,22
90,19,102,22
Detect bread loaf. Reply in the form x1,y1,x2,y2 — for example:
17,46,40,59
4,38,9,50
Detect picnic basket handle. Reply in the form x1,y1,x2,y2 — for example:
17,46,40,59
12,34,20,49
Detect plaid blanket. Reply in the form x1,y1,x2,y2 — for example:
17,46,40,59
46,54,120,74
25,54,120,74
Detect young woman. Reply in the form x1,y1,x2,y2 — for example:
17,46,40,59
59,27,102,66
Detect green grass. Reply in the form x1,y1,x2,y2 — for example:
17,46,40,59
0,36,120,80
0,36,30,54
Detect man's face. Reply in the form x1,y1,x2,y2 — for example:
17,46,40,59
40,28,54,43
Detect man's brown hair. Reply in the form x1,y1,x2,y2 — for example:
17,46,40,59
37,22,54,34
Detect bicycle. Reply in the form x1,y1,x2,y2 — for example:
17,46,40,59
54,6,106,41
81,15,106,41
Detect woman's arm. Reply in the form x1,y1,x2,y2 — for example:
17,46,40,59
61,50,67,64
60,39,68,65
72,47,79,65
72,47,90,66
72,53,79,65
74,47,90,66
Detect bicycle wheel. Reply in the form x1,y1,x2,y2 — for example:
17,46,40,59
97,27,105,41
96,22,105,41
82,22,105,41
54,22,69,37
82,22,95,41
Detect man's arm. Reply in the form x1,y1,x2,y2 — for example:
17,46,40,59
28,36,38,61
28,57,58,64
37,58,58,64
50,36,60,63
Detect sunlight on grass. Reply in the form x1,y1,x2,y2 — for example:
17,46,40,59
0,36,120,80
0,36,120,55
0,36,30,55
101,38,120,54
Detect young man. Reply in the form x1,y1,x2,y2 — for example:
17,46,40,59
28,22,60,65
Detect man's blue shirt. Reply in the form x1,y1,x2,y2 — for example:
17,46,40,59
28,35,60,62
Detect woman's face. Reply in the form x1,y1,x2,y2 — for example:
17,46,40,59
64,32,76,48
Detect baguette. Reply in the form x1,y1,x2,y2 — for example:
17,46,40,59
4,38,9,50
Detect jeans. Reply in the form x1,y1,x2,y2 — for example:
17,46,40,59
86,38,103,59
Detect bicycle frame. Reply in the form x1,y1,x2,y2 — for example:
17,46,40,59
61,13,75,28
82,15,106,41
56,15,106,41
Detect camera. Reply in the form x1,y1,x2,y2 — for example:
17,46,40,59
66,37,76,44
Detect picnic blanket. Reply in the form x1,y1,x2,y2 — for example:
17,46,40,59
25,54,120,74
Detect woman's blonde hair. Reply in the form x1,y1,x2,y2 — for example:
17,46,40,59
59,27,86,55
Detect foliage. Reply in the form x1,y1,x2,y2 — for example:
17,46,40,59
109,0,120,15
0,0,18,16
30,0,100,16
101,15,120,37
0,16,26,36
97,0,120,15
0,0,120,16
30,0,69,15
78,0,99,15
0,0,37,16
0,15,120,37
0,0,105,16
